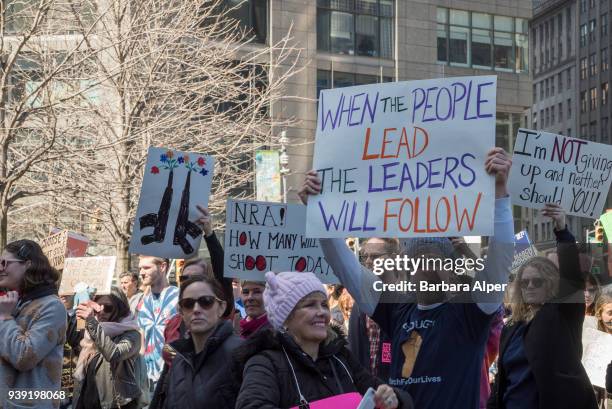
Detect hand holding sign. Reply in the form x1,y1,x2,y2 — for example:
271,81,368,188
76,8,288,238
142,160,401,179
195,205,213,237
541,203,566,231
76,300,101,320
485,148,512,198
298,170,322,205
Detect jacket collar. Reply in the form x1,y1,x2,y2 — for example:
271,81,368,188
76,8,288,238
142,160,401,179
19,284,58,305
170,320,234,371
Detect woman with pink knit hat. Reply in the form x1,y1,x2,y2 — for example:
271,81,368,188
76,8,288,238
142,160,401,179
234,271,413,409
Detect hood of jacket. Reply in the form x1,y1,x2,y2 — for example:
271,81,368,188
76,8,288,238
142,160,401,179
232,324,347,383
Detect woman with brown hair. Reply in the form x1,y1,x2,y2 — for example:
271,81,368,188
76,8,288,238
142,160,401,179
488,204,597,409
0,239,66,408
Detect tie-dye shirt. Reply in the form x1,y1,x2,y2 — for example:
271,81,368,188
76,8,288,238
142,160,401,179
136,286,178,383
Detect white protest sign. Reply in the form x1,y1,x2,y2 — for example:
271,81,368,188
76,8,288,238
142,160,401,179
581,327,612,389
307,76,497,238
129,147,214,259
224,199,339,284
59,256,116,295
509,129,612,218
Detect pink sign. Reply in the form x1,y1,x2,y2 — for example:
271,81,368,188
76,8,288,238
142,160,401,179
291,393,362,409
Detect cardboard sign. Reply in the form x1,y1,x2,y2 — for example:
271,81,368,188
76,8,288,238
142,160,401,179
129,147,214,259
41,230,69,270
51,228,89,258
224,199,339,284
509,129,612,218
307,76,497,238
581,327,612,389
59,256,116,295
512,230,537,271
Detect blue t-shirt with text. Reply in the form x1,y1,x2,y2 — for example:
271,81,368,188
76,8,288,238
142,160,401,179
372,301,492,409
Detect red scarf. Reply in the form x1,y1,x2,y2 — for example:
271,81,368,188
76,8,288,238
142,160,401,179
239,314,269,338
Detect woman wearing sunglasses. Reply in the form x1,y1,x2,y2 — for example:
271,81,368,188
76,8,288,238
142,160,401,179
488,203,597,409
0,240,65,408
234,271,412,409
72,286,145,409
154,276,243,408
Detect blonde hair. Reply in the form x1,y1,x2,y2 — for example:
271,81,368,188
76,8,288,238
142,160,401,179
508,257,559,324
595,286,612,333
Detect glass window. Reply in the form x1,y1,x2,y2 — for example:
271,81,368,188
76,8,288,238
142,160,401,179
589,19,596,42
356,15,378,56
494,31,513,70
567,98,572,117
317,69,331,98
223,0,268,43
450,25,470,65
516,18,528,34
602,118,609,141
515,34,528,72
331,11,354,55
450,9,469,26
437,24,448,62
437,7,447,23
581,58,588,79
590,53,598,76
590,121,597,141
602,13,608,37
603,82,609,105
559,102,563,120
567,67,572,88
334,71,355,88
603,48,609,71
473,13,491,29
581,91,588,112
590,87,597,110
580,24,588,47
472,29,492,68
317,1,394,58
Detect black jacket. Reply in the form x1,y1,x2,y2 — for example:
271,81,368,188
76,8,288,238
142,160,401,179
234,326,413,409
348,304,392,381
488,228,597,409
156,321,243,409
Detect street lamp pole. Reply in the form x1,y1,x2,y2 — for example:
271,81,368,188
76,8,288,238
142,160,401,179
279,130,290,203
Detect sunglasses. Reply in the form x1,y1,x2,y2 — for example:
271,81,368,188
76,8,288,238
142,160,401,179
179,295,222,310
0,258,26,269
520,278,545,289
358,252,389,263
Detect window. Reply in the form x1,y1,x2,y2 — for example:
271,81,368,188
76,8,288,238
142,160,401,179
558,73,563,92
602,13,609,37
581,58,588,79
590,121,597,141
437,8,528,73
603,82,609,105
590,87,598,110
222,0,268,43
581,124,588,138
546,78,549,97
589,19,596,42
567,68,572,88
580,0,587,13
559,102,563,121
540,109,544,125
567,98,572,117
551,105,555,123
590,53,598,76
590,0,596,8
581,90,588,112
580,24,588,47
551,76,555,95
317,0,394,58
603,48,609,71
540,82,544,100
533,84,537,102
567,128,572,136
532,111,537,127
316,69,392,96
603,117,609,141
545,107,550,126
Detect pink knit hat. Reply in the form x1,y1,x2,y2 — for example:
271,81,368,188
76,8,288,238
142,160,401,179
263,271,327,329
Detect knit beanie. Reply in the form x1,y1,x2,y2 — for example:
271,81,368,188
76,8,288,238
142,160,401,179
263,271,327,329
401,237,454,258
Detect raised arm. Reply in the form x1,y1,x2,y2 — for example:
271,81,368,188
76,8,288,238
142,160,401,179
473,148,515,314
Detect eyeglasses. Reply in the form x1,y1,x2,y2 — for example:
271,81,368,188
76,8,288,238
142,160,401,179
179,295,222,310
0,258,25,269
359,252,389,263
97,304,115,314
520,278,545,289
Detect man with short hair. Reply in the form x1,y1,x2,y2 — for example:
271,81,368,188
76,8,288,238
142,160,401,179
119,271,144,313
239,281,270,338
136,255,178,387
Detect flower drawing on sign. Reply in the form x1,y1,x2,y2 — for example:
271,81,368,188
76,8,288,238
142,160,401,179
151,166,160,174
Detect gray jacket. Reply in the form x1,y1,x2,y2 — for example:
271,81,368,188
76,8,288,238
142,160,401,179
73,316,143,409
0,289,66,409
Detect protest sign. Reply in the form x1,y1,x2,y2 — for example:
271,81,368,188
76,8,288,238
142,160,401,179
59,256,116,296
307,76,497,238
41,230,69,270
51,228,89,258
581,327,612,389
129,147,214,259
256,150,282,202
224,199,339,284
509,129,612,218
512,230,537,272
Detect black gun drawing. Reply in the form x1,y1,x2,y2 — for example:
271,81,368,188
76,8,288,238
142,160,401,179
140,169,173,245
173,170,202,254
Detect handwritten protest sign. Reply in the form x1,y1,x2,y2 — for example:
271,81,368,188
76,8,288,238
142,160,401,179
509,129,612,218
581,327,612,389
41,230,69,270
307,76,497,238
224,199,339,284
51,228,89,258
512,230,537,272
129,147,214,259
59,256,116,295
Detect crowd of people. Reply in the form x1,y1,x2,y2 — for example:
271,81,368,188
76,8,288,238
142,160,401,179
0,148,610,409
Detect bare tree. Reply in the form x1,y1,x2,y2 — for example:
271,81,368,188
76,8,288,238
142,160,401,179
41,0,302,272
0,0,116,248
